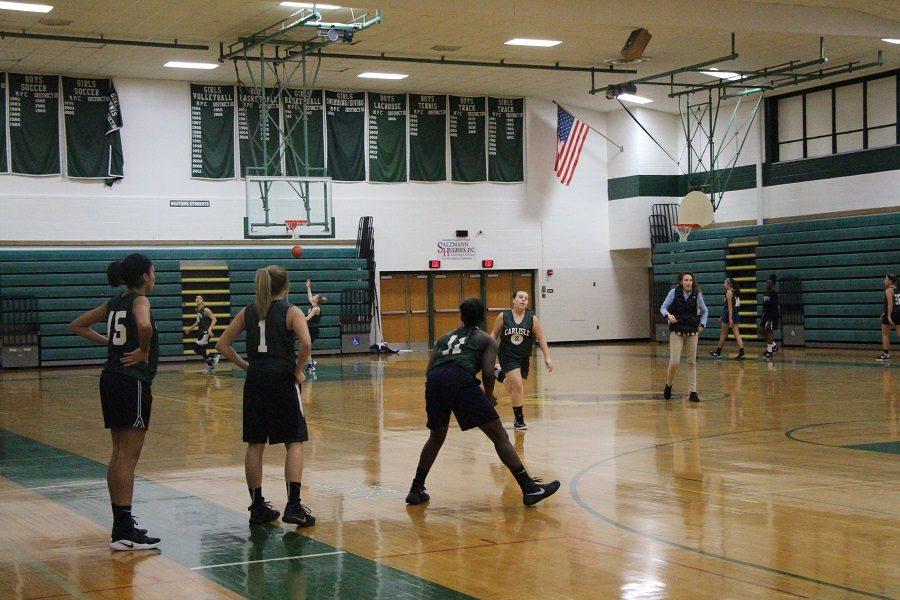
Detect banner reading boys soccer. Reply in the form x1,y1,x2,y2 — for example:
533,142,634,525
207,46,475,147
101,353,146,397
409,94,446,182
368,92,407,182
283,89,324,177
8,73,59,175
488,97,524,182
0,74,6,173
190,84,235,179
238,86,281,177
63,77,124,179
449,95,486,182
325,90,365,182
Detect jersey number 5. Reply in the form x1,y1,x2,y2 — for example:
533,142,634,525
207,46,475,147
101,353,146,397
441,335,466,356
107,311,127,346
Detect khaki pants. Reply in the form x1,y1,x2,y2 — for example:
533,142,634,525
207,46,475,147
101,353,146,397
668,332,699,392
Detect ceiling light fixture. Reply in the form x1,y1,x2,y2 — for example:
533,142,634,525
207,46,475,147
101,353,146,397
164,61,219,70
358,72,407,79
617,93,653,104
504,38,561,47
0,1,53,13
882,38,900,45
701,68,742,80
280,2,342,9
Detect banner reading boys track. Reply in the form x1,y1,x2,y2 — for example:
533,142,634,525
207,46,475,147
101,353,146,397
488,97,524,182
283,89,324,177
8,73,59,175
238,86,281,177
449,95,486,182
326,90,365,181
368,92,407,182
190,84,235,179
63,77,124,179
409,94,446,182
0,74,7,173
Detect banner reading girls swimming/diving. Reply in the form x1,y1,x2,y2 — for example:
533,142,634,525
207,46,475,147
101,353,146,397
368,92,407,182
62,77,124,180
488,97,524,182
449,95,486,182
283,89,325,177
190,84,235,179
325,90,366,182
8,73,60,175
409,94,446,182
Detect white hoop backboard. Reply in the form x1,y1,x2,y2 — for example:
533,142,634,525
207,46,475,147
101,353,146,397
679,191,715,227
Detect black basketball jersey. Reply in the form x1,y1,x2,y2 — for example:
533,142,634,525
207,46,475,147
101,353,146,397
499,309,534,360
103,291,159,383
888,285,900,314
429,326,482,374
196,307,213,334
245,299,296,373
307,308,321,332
761,290,779,320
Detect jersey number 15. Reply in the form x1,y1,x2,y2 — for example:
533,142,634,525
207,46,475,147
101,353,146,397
107,311,127,346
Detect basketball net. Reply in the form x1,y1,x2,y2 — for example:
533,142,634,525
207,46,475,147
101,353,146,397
285,219,308,240
673,223,699,243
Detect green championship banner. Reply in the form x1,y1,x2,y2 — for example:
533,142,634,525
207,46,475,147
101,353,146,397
449,95,486,182
488,97,524,182
238,86,281,177
325,90,365,181
190,84,235,179
283,89,324,177
409,94,446,182
368,92,407,182
8,73,60,175
0,74,6,173
62,77,124,179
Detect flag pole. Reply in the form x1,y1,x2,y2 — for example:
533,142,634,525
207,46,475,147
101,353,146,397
553,100,624,152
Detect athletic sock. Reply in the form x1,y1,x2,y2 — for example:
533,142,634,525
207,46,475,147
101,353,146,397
715,347,722,354
766,344,774,352
512,406,524,421
513,468,539,493
287,482,301,503
412,467,429,490
249,487,263,504
111,504,132,529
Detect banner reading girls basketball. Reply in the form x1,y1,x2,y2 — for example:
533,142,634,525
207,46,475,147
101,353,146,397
436,239,476,259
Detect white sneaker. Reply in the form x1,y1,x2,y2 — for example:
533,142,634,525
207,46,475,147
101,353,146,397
212,354,220,368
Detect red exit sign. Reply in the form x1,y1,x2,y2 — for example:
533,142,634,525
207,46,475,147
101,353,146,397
429,260,441,269
482,259,494,268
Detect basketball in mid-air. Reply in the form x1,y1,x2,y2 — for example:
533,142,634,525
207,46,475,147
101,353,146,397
291,245,303,258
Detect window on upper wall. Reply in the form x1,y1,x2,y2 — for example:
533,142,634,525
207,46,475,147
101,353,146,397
766,70,898,163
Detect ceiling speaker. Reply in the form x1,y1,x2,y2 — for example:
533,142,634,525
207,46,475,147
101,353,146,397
621,28,651,62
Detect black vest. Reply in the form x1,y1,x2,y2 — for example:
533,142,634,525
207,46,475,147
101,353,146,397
669,288,700,335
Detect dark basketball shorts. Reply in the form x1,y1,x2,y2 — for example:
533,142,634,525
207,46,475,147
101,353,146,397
759,318,778,332
243,370,309,444
100,371,152,429
196,330,210,346
309,328,320,345
425,364,499,431
881,311,900,326
499,354,530,379
720,312,741,325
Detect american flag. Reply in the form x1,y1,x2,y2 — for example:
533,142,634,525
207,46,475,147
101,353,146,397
555,105,589,186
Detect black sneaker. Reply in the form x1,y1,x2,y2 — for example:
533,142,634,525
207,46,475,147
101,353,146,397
523,478,561,506
772,342,779,353
513,419,528,431
689,392,700,402
109,524,161,551
663,384,672,400
248,500,280,525
877,352,891,362
760,351,774,359
734,351,746,361
709,350,721,357
282,501,316,527
405,486,430,505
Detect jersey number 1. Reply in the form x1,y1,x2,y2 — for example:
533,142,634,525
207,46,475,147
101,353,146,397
258,320,268,352
441,335,466,356
107,311,127,346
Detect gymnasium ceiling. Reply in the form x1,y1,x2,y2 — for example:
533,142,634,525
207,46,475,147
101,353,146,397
0,0,897,112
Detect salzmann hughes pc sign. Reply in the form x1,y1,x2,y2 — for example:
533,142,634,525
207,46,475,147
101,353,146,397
437,239,476,260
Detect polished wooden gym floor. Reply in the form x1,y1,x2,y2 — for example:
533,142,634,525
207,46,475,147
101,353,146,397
0,343,897,599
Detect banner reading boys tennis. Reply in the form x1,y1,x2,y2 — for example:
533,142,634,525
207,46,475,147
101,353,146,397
488,97,524,182
409,94,446,182
63,77,124,180
368,92,407,182
8,73,59,175
284,89,325,177
190,84,234,179
449,95,486,182
326,90,365,181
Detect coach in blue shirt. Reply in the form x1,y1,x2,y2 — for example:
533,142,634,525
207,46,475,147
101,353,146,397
659,272,708,402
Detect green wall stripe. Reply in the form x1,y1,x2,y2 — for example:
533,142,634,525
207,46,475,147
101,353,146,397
608,165,756,200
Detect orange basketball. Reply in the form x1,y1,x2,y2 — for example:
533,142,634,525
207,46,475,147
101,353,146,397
291,245,303,258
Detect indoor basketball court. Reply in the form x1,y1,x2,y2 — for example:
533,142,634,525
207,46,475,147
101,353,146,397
0,2,898,599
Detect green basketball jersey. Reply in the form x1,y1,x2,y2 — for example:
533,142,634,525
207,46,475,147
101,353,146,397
428,326,482,374
103,291,159,383
196,307,213,333
245,299,296,373
499,309,534,360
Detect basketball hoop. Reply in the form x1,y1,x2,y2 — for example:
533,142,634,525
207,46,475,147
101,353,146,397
285,219,308,240
673,223,699,242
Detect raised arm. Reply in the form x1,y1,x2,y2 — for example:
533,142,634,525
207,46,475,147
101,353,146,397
216,308,249,370
306,279,314,305
533,316,553,372
288,305,312,384
68,302,109,346
122,296,152,366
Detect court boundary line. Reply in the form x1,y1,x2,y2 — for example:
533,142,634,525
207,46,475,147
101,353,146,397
190,550,346,570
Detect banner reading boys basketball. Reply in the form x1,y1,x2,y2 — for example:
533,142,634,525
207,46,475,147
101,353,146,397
190,84,235,179
449,95,486,182
238,86,281,177
63,77,124,180
437,239,476,259
368,92,407,182
409,94,446,182
283,89,324,177
0,74,7,173
326,90,365,181
488,97,524,182
8,73,59,175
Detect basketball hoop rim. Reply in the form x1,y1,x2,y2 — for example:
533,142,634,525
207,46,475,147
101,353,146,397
672,223,700,242
285,219,309,240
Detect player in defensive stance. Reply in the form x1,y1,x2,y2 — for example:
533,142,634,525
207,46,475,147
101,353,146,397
185,295,218,372
406,298,560,507
490,290,553,430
